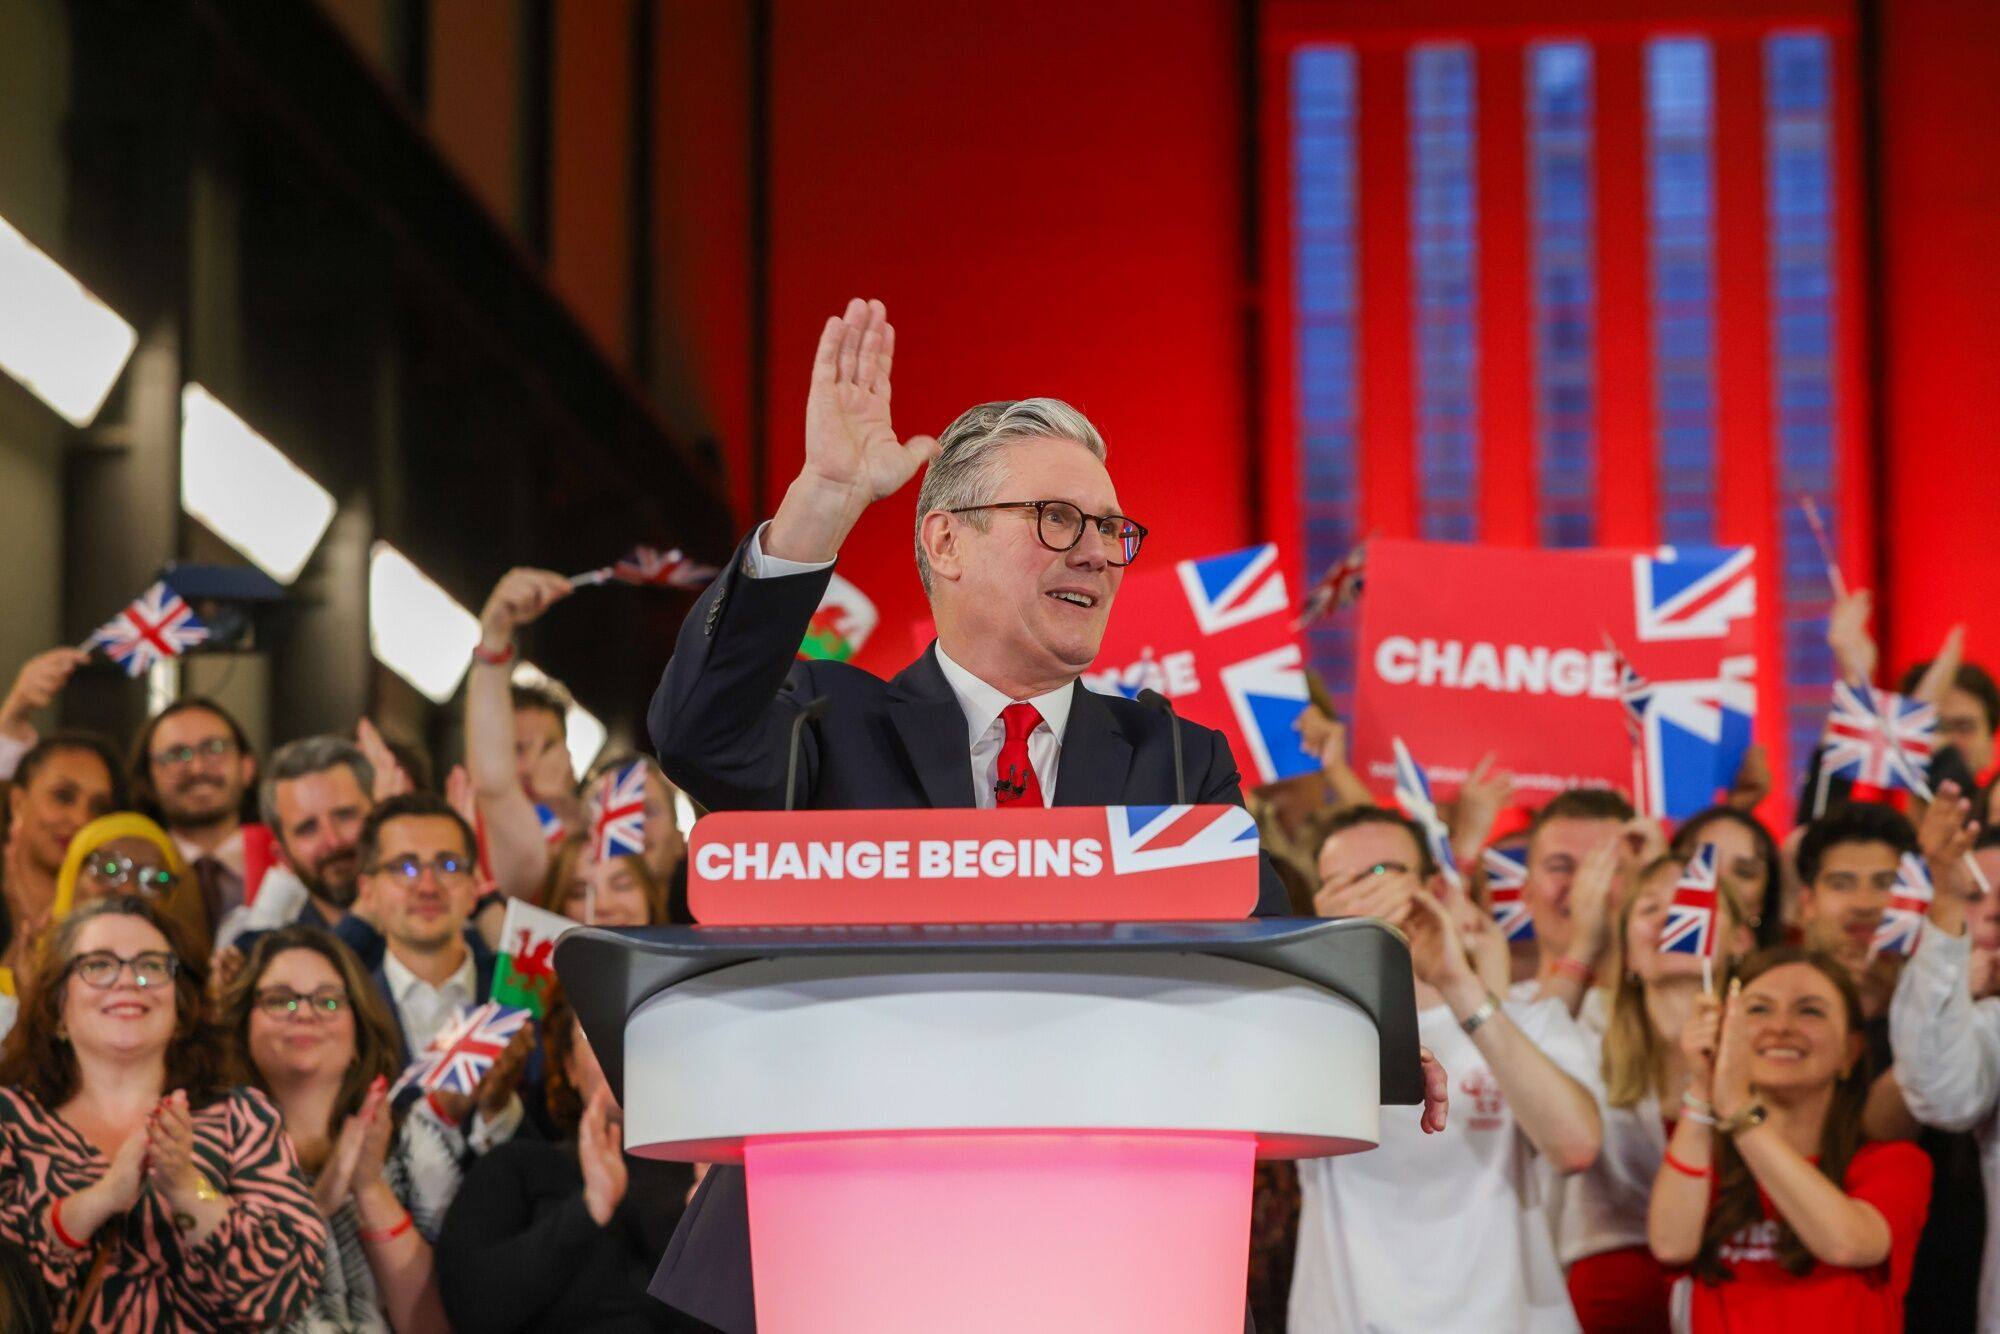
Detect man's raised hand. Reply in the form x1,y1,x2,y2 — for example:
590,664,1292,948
768,298,941,563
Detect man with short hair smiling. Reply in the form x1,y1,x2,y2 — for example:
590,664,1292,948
355,792,527,1149
645,299,1362,1333
132,698,259,927
1520,788,1637,1011
1795,801,1916,1008
261,735,375,930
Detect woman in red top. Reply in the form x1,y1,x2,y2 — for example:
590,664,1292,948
1647,947,1932,1332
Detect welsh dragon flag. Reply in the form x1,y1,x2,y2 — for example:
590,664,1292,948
489,898,575,1019
798,572,878,662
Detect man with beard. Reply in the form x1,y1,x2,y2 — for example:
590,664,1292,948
261,735,377,931
131,697,261,927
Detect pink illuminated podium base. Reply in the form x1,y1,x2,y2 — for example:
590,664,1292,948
743,1130,1256,1334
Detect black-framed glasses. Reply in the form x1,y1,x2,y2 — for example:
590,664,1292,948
947,500,1148,565
151,737,237,769
254,986,349,1021
68,950,178,990
85,854,177,897
370,853,475,884
1319,861,1414,895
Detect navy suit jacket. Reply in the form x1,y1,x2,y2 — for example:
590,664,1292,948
646,533,1284,1333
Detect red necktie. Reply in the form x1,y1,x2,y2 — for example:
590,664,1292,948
994,702,1045,808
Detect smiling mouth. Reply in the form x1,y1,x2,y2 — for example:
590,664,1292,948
102,1003,151,1018
1046,590,1097,609
1757,1045,1808,1062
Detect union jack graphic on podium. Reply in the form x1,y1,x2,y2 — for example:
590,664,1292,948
1482,845,1533,942
84,582,210,679
1632,547,1756,643
589,762,648,862
1391,737,1461,888
610,545,718,589
1821,681,1936,794
1659,843,1720,958
1105,804,1260,876
389,1001,529,1098
1870,853,1935,960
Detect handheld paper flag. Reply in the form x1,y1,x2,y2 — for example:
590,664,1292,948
388,1001,530,1099
490,897,576,1018
1821,681,1937,795
1295,542,1366,630
1869,852,1935,960
83,582,210,678
589,761,648,862
1391,737,1461,889
1482,845,1533,942
1659,843,1721,958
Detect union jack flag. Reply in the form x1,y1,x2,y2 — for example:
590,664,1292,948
1659,843,1721,958
389,1001,529,1098
1177,543,1291,636
1632,547,1757,643
1295,542,1366,630
589,761,648,862
83,582,210,679
1821,681,1936,794
1391,737,1461,888
1870,852,1935,960
609,545,718,589
533,803,566,846
1610,639,1756,821
1106,804,1260,875
1482,845,1533,942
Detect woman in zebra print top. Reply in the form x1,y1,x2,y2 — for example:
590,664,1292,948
0,895,327,1330
214,924,466,1334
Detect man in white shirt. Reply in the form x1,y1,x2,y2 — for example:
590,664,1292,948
643,299,1443,1333
355,793,529,1153
1889,822,2000,1330
1296,806,1602,1334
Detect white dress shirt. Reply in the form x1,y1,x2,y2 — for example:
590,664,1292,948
382,945,522,1152
1889,919,2000,1331
744,522,1075,807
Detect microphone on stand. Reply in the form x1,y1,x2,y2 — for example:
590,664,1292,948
1135,689,1186,805
784,696,831,811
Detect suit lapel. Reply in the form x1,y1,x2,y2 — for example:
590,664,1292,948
1053,682,1133,806
887,647,978,808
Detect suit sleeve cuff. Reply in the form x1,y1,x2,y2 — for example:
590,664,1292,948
744,521,836,579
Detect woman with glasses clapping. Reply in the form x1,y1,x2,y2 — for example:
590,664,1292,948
0,895,326,1331
214,925,456,1333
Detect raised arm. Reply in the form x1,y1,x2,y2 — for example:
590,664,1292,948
1405,891,1602,1172
764,298,940,562
468,569,573,900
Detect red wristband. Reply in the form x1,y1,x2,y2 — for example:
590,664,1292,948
49,1197,89,1251
359,1210,414,1244
471,640,516,667
1663,1149,1712,1179
1551,955,1594,984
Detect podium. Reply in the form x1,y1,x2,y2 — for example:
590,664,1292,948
559,915,1421,1334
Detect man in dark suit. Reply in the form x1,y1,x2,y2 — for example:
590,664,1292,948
643,298,1336,1333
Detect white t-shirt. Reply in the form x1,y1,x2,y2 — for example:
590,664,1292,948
1290,982,1594,1334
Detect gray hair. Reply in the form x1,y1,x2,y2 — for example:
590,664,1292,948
259,735,375,830
912,398,1108,596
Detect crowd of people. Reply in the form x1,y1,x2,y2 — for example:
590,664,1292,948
0,552,1995,1332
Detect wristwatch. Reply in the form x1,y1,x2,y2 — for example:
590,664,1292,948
1717,1102,1768,1137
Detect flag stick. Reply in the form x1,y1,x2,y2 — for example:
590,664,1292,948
569,568,613,588
1799,495,1847,600
1702,953,1713,995
1905,770,1995,897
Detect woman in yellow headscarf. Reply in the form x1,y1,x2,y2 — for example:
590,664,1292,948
52,811,210,957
